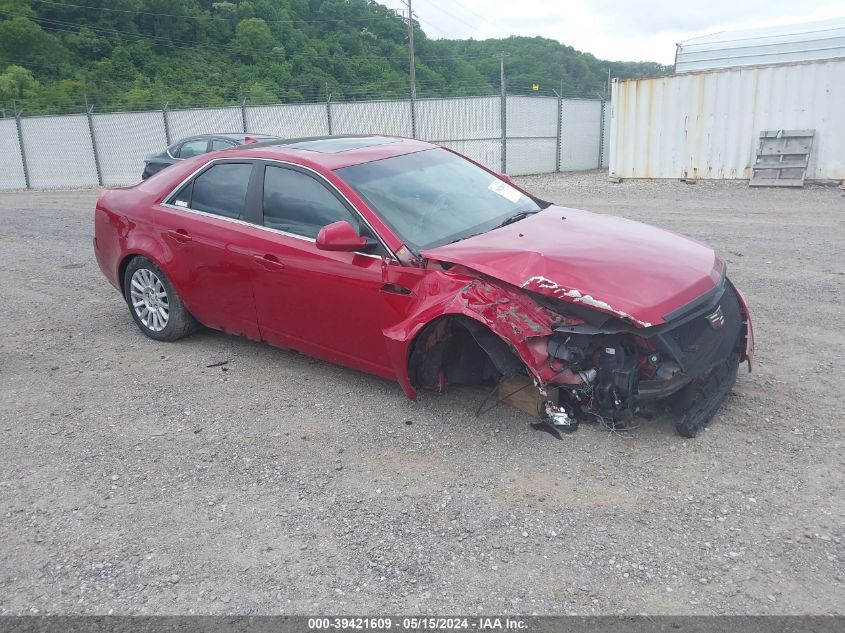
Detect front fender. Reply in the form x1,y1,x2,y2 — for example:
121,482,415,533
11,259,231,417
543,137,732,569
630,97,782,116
728,279,754,371
381,275,560,399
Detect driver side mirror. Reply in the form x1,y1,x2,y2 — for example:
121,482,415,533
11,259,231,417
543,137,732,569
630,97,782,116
497,172,513,185
316,220,368,252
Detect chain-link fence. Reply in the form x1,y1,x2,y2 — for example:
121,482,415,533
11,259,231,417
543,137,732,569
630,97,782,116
0,93,608,190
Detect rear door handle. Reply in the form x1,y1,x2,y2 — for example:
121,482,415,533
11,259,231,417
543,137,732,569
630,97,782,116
254,254,285,271
167,229,192,243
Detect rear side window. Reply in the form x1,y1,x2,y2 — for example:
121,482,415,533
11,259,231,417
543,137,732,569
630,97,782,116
210,139,235,151
262,166,356,238
177,139,209,158
171,163,253,219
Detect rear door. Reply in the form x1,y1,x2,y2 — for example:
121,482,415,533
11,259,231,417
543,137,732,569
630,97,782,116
248,163,395,378
155,160,262,339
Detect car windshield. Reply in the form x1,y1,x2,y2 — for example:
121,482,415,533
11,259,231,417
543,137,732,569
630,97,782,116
336,148,544,251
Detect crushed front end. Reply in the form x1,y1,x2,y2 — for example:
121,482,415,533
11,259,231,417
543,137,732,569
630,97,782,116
534,275,753,437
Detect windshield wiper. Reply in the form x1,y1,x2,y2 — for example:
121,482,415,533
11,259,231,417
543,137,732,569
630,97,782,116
495,210,539,229
441,210,541,246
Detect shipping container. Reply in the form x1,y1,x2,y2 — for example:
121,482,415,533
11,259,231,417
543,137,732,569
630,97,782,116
608,59,845,181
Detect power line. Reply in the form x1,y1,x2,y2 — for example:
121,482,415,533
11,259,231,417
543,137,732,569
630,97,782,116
28,0,404,26
421,0,506,40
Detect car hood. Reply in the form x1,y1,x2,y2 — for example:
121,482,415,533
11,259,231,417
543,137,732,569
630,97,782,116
421,206,723,328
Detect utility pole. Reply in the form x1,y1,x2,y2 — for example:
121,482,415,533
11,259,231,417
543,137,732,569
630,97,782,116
402,0,418,136
405,0,416,100
498,51,508,173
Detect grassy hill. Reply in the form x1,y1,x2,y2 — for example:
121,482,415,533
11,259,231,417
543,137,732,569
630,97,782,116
0,0,670,114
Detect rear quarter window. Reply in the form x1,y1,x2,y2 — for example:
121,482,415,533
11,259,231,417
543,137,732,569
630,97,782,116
177,139,210,158
169,163,253,219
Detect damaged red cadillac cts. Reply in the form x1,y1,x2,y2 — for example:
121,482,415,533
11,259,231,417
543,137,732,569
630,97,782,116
94,135,753,437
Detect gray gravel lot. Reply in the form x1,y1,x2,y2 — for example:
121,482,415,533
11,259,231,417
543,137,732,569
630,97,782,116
1,172,843,615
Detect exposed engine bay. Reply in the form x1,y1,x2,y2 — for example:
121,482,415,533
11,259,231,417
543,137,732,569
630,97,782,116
539,276,745,436
409,271,750,438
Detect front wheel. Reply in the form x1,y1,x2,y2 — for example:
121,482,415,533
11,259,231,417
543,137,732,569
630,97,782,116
123,257,197,341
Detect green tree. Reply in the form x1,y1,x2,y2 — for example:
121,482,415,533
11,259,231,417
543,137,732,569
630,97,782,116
0,17,69,77
0,64,40,104
233,17,275,62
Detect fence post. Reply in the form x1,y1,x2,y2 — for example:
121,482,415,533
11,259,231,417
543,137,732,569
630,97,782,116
498,52,507,174
555,94,563,173
409,95,417,139
598,98,606,169
85,96,103,187
241,98,248,133
326,86,333,135
162,102,171,145
161,101,170,147
12,100,31,190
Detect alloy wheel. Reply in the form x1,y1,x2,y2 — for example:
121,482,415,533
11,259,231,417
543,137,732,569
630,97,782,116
129,268,169,332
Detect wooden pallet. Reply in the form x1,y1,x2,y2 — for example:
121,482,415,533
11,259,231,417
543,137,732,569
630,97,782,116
749,129,814,187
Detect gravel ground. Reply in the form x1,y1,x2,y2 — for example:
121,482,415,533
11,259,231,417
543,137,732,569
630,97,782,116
1,172,843,616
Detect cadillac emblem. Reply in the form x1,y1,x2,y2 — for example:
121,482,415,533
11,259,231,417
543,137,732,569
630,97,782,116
705,305,725,330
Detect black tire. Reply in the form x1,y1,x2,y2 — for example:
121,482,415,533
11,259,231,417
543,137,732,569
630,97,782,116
123,257,198,342
671,352,740,438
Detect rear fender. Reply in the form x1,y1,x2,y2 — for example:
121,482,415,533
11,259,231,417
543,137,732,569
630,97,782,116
117,228,181,299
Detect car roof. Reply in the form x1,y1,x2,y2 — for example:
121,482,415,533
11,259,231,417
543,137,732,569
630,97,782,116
219,135,437,170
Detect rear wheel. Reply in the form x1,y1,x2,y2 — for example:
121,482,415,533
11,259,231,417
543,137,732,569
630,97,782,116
123,257,197,341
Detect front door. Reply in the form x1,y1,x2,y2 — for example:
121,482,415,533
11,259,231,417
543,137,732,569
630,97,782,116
248,163,394,378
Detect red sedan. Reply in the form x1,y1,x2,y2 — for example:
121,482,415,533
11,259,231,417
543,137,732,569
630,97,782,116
94,135,753,437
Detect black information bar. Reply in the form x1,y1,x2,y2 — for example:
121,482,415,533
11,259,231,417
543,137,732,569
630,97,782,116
0,616,841,633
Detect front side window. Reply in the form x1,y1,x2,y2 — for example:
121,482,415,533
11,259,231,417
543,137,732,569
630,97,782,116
262,166,356,239
336,148,544,250
177,139,209,158
170,163,252,219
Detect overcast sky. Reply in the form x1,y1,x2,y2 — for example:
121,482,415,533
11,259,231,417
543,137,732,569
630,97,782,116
377,0,845,64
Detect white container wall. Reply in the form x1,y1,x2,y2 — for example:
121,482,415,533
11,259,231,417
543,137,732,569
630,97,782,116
609,59,845,180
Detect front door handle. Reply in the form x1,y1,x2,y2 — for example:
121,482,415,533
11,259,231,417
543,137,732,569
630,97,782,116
167,229,192,243
254,254,285,271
